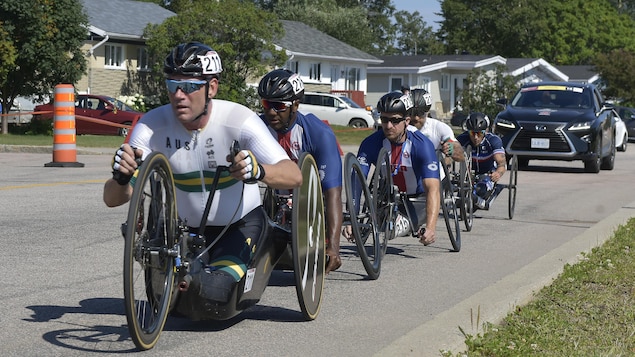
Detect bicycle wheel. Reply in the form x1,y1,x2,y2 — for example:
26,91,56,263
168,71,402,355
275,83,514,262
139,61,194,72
458,156,473,232
123,152,178,350
292,153,325,320
370,147,394,256
343,153,381,280
508,155,518,219
438,151,461,252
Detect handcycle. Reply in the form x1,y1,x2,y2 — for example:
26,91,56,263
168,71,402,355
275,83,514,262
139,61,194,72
468,152,518,219
448,148,474,231
120,145,325,350
342,147,462,280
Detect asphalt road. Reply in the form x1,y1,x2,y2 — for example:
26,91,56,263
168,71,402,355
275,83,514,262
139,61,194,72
1,146,634,356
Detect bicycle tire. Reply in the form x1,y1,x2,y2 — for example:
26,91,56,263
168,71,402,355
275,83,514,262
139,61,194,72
370,147,394,256
438,151,461,252
292,153,326,320
123,152,178,350
508,155,518,219
458,157,473,232
344,153,381,279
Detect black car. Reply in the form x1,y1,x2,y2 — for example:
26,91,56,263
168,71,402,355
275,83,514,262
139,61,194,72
493,82,616,173
615,106,635,141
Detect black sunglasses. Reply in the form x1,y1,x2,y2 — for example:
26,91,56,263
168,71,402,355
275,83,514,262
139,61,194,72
380,116,406,124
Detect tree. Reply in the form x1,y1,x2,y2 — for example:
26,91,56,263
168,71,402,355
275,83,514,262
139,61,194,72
594,49,635,104
393,11,443,55
438,0,635,64
143,0,287,107
458,65,519,119
0,0,88,134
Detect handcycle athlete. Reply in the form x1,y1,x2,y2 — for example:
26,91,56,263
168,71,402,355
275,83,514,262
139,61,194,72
103,42,324,350
257,69,343,274
456,112,507,210
344,91,441,247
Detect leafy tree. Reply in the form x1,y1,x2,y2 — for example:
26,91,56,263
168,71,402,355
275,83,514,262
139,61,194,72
0,0,88,134
458,65,519,119
393,11,443,55
143,0,286,107
594,49,635,104
438,0,635,64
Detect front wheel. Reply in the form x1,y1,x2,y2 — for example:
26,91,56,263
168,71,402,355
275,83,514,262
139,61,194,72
344,153,381,279
507,155,518,219
123,152,178,350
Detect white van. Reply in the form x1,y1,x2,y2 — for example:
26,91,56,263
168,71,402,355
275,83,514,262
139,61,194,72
299,92,378,128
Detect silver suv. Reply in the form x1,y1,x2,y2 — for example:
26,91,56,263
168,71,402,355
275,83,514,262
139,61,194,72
299,92,378,128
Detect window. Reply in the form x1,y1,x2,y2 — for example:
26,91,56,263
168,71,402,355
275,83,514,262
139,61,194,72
286,60,298,74
105,45,124,67
440,74,450,91
309,63,321,81
137,47,149,71
346,67,360,91
390,77,403,92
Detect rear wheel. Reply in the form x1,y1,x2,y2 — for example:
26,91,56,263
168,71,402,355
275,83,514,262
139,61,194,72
343,153,381,279
123,152,178,350
292,153,325,320
349,119,368,128
507,155,518,219
119,121,132,137
456,156,473,232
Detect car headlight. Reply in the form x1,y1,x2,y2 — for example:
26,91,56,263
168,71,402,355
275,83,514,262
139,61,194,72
569,121,592,131
495,118,516,129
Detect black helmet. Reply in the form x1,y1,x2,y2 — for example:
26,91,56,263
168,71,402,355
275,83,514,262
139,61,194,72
258,69,304,101
163,42,223,77
466,112,490,131
377,91,413,116
408,88,432,117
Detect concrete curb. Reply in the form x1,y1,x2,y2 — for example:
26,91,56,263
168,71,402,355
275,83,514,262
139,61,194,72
0,144,113,155
375,200,635,356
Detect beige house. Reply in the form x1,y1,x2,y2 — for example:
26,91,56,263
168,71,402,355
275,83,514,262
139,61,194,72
78,0,175,96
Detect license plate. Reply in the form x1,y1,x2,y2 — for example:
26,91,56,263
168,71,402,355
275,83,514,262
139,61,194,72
531,138,550,149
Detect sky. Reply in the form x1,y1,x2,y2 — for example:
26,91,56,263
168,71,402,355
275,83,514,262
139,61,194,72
391,0,442,30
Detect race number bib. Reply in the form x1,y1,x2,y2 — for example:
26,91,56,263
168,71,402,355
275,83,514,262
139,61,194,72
199,51,223,74
289,73,304,95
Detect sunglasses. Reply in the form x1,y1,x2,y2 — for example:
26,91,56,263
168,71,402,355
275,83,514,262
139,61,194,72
469,130,486,136
261,99,292,112
165,79,207,94
380,116,406,125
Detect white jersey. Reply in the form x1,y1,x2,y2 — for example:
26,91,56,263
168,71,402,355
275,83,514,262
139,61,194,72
408,117,457,150
128,100,289,227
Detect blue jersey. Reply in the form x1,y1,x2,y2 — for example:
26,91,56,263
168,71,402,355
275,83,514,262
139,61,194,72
456,132,505,175
357,130,439,195
261,111,342,190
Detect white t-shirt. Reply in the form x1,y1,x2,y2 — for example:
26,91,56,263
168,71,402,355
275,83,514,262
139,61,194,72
415,117,457,150
129,99,289,227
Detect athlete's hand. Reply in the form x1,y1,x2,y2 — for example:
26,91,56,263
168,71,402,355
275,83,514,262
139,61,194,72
418,226,436,246
341,225,354,242
111,144,142,185
228,149,265,183
325,250,342,274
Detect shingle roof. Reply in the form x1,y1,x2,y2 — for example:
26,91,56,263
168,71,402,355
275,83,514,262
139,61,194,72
81,0,175,39
369,54,503,68
276,20,381,64
557,65,598,82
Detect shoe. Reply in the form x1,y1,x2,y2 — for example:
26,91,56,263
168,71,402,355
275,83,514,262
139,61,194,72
395,214,411,237
475,196,486,209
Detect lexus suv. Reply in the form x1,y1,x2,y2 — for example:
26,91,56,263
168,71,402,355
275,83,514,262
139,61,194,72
493,82,616,173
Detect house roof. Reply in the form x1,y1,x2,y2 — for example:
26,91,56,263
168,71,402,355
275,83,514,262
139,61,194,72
81,0,175,40
506,58,569,81
276,20,382,64
556,65,599,83
367,54,506,73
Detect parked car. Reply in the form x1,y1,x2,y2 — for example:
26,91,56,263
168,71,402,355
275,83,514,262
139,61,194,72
492,82,616,173
299,92,377,128
33,94,143,136
614,112,628,152
614,106,635,142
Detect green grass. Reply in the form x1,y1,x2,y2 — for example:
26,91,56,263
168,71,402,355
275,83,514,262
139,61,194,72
0,124,371,148
0,133,125,148
443,217,635,356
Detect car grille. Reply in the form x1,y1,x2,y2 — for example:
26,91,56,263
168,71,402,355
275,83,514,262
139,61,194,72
510,122,571,152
